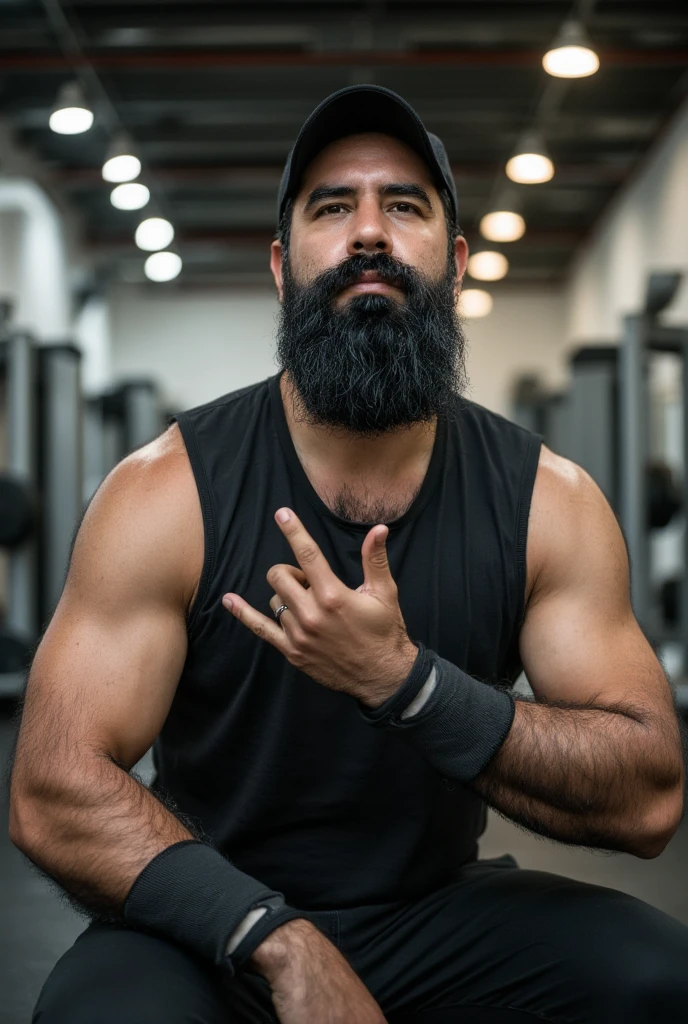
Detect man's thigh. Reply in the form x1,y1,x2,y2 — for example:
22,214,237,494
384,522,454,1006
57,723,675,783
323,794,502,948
32,921,277,1024
340,854,688,1024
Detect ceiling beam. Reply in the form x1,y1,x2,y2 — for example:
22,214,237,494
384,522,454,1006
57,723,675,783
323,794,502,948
1,47,687,71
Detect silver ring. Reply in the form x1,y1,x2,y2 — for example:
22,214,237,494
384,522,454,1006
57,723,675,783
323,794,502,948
274,603,289,622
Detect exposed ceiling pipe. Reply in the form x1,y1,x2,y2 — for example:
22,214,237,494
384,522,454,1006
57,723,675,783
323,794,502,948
0,48,686,72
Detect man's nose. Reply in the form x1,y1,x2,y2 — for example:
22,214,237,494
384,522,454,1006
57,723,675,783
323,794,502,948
346,200,393,256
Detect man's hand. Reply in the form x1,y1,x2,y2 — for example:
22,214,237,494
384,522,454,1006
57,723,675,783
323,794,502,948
250,918,386,1023
222,507,417,708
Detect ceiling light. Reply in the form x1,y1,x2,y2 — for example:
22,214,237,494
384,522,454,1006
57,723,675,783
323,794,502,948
506,132,554,184
479,210,525,243
102,134,141,183
49,81,94,135
467,251,509,282
144,251,182,282
543,21,600,78
459,289,493,319
135,217,175,252
110,183,150,211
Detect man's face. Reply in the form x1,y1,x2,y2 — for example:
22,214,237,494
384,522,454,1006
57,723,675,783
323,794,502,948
271,133,469,438
273,132,466,299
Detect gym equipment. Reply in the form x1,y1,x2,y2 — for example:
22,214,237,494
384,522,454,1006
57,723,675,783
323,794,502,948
509,273,688,707
0,326,39,696
646,461,682,531
39,343,84,620
618,273,688,649
509,375,571,459
0,474,35,548
84,379,164,502
0,329,84,696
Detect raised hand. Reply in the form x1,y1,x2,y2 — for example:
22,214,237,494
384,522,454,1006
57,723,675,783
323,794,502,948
222,507,417,707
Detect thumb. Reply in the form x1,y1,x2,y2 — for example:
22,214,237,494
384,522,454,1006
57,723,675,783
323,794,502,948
361,525,394,589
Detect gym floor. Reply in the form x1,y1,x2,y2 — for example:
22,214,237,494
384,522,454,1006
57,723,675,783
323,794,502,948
2,701,687,1024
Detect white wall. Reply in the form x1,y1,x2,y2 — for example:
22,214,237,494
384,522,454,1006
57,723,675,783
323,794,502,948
566,99,688,342
109,284,282,412
462,285,568,416
0,179,71,341
109,281,568,417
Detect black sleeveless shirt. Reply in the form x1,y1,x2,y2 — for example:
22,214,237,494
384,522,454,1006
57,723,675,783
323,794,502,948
153,371,541,911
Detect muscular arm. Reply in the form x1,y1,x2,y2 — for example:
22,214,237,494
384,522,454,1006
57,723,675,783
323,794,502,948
471,447,685,858
9,425,202,915
9,426,386,1018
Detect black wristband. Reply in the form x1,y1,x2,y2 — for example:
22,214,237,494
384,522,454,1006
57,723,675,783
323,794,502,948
123,840,298,974
356,641,429,723
359,649,515,782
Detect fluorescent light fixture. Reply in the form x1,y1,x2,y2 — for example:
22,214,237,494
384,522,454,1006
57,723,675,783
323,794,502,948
110,183,150,210
144,251,182,282
459,289,493,319
543,21,599,78
479,210,525,243
135,217,175,251
467,251,509,282
506,132,554,184
103,134,141,183
49,81,94,135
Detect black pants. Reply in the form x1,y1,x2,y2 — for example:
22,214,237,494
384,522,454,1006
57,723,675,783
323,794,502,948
33,855,688,1023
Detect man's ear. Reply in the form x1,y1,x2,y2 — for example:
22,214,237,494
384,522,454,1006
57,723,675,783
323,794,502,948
453,235,468,284
270,240,284,302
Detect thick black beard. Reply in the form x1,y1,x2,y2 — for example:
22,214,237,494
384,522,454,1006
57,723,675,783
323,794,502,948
276,251,468,438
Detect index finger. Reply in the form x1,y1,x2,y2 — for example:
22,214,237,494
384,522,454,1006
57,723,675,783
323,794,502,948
275,507,341,595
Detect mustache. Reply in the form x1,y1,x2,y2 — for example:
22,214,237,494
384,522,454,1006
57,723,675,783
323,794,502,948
299,253,426,305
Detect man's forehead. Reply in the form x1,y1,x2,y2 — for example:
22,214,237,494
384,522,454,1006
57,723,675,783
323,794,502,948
298,132,436,194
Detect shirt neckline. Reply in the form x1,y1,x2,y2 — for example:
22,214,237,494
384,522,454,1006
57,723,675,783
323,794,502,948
269,369,447,533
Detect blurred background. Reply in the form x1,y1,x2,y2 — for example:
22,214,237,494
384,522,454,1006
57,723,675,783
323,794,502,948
1,0,688,1020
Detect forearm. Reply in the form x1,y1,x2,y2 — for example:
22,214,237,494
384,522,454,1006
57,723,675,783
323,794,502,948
10,751,192,916
472,696,684,854
361,646,684,856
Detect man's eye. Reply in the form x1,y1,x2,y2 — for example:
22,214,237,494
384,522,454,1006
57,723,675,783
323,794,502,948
390,202,417,213
318,204,346,216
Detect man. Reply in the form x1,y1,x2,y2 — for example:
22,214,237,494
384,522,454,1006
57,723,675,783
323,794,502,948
9,85,688,1024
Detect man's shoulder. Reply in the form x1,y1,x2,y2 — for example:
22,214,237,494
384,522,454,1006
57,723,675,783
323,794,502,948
527,444,623,602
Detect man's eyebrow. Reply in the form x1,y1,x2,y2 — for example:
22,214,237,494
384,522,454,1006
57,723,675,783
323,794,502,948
304,185,356,212
380,183,434,211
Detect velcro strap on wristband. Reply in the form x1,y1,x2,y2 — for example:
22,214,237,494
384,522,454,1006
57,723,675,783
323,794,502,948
357,641,428,723
225,896,305,978
123,840,295,970
359,650,516,782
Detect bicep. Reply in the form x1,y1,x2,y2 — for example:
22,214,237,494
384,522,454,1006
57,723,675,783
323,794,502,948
519,452,671,713
28,589,187,771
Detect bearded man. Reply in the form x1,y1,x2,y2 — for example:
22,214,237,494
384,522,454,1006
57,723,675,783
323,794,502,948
10,86,688,1024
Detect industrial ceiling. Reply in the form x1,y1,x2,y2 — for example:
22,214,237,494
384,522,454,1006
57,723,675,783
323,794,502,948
1,1,687,287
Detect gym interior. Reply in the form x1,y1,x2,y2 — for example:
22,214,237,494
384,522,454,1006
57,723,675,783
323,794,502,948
1,2,688,1021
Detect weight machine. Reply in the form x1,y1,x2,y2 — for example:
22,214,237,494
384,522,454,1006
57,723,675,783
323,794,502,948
509,272,688,707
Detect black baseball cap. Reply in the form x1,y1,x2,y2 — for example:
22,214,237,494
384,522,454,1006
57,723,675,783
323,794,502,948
277,85,458,228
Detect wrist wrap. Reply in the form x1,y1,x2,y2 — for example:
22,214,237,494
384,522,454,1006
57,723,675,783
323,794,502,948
359,648,515,782
228,895,304,976
123,840,302,977
358,641,429,723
